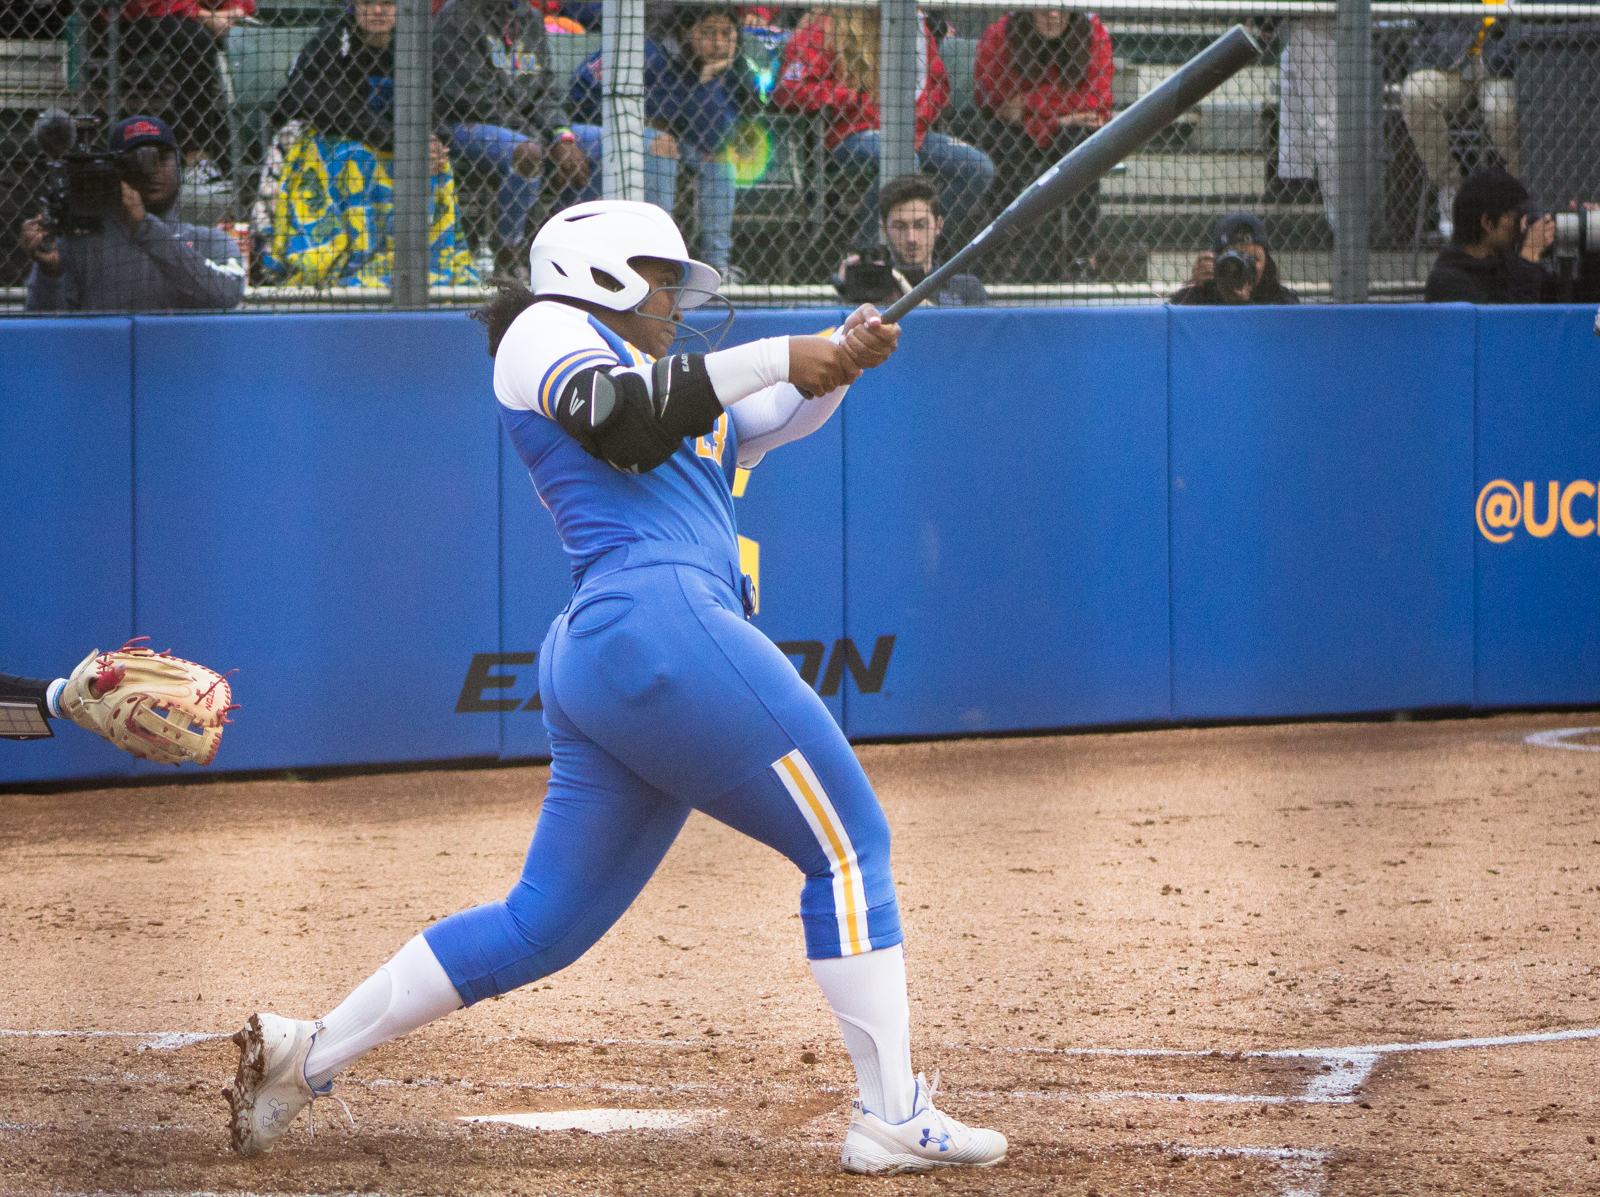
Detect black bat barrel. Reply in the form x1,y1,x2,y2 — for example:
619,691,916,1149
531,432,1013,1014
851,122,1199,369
882,24,1265,322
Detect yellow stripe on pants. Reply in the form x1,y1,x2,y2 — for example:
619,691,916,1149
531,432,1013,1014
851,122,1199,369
775,750,866,955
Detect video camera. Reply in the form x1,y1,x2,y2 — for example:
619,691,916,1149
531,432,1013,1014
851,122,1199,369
837,244,901,305
34,110,125,236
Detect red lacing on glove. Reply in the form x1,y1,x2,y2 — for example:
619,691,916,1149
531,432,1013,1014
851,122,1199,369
93,636,153,690
199,668,242,723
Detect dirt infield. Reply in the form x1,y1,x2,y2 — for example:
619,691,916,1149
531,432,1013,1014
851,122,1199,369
2,713,1598,1196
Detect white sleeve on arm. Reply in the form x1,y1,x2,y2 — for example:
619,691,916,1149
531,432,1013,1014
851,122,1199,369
728,379,848,468
725,327,851,467
702,336,790,406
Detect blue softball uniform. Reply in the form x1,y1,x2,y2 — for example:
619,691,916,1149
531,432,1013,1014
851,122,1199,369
423,301,901,1004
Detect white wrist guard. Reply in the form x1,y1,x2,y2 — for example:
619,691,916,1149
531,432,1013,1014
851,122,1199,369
703,337,790,406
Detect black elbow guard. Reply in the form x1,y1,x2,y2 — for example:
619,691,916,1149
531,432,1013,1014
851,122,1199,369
554,354,722,474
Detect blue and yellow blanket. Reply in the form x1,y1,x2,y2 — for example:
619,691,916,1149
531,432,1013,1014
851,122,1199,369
261,133,477,288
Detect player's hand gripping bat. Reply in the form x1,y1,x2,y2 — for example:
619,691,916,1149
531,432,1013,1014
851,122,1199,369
881,24,1265,322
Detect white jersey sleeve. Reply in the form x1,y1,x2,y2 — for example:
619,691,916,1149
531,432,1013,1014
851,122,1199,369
493,300,624,418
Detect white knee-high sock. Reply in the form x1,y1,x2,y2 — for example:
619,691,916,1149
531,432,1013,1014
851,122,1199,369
302,934,464,1090
809,944,916,1124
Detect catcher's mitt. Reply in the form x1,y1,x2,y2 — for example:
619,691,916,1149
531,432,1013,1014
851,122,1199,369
58,639,236,766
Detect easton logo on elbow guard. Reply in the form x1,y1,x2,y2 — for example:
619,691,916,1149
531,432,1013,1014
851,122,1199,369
454,636,895,713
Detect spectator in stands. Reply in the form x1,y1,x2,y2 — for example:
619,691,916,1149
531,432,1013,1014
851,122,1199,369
433,0,593,261
276,0,403,154
832,173,987,306
1400,11,1518,238
974,8,1112,281
117,0,252,186
18,115,244,311
1424,167,1556,303
773,7,994,248
260,0,475,288
569,5,761,282
1168,213,1299,306
1276,17,1337,230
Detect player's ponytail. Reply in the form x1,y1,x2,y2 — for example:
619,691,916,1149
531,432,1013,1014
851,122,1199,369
473,275,538,357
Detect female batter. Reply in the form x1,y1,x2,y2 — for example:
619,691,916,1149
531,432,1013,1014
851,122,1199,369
224,200,1006,1175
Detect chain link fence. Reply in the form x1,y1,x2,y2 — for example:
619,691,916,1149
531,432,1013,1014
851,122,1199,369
3,0,1598,312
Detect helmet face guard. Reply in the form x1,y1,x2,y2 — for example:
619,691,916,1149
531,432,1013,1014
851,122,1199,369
634,284,736,353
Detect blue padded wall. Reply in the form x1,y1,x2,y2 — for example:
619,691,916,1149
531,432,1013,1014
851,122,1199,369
131,313,502,772
843,307,1172,736
1474,305,1600,707
10,303,1600,787
1169,305,1476,718
0,319,136,782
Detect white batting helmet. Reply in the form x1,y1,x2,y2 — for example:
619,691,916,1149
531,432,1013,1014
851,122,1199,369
527,200,721,312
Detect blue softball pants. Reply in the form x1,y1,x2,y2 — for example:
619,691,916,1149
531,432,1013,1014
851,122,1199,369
423,542,903,1006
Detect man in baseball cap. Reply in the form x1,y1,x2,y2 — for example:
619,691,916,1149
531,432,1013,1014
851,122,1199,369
19,113,244,311
1168,212,1301,306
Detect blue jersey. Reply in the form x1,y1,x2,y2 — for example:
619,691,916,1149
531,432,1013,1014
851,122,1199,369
493,300,739,580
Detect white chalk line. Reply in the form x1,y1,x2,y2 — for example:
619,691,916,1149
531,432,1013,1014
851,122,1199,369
460,1107,723,1133
0,1029,219,1052
1018,1023,1600,1061
1040,1025,1600,1107
1524,727,1600,751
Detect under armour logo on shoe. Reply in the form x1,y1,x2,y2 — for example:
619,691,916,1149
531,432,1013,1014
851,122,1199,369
920,1128,951,1152
262,1097,289,1127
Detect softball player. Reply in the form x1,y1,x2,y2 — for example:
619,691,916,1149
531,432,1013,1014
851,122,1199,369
225,200,1006,1175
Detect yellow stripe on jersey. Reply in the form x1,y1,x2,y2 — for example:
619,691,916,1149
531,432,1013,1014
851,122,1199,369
774,749,868,955
538,349,615,418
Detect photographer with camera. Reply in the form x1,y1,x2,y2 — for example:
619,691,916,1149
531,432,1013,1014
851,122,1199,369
20,114,245,312
1424,167,1557,304
1168,213,1299,306
832,174,988,308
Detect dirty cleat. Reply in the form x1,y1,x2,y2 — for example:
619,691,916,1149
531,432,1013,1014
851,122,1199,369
224,1012,323,1155
840,1071,1007,1174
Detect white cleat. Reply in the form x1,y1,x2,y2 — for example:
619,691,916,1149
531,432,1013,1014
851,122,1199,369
840,1072,1007,1175
224,1012,327,1156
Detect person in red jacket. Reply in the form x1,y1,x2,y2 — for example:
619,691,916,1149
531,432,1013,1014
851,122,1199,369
975,9,1113,281
774,7,993,249
117,0,254,180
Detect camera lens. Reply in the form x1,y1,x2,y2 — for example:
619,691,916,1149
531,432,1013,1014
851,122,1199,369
1214,249,1257,291
1555,211,1581,254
